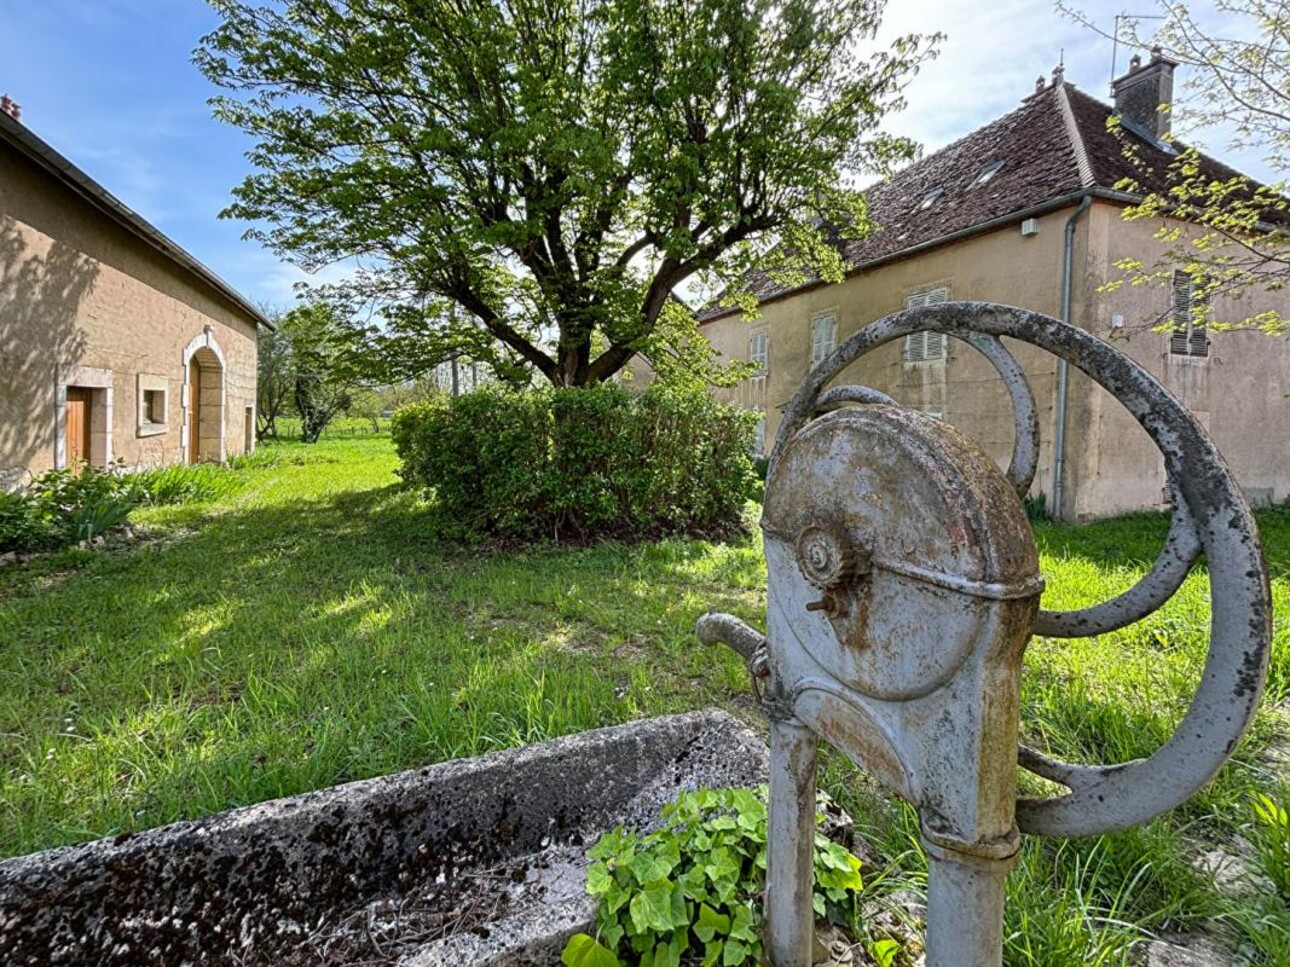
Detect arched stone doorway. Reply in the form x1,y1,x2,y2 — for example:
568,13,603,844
182,329,226,464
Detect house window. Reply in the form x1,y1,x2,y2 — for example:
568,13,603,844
810,311,837,368
144,390,165,425
136,374,168,436
902,287,949,362
1170,270,1210,358
749,330,769,374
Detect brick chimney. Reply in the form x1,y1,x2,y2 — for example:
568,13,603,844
1111,46,1176,141
0,95,21,122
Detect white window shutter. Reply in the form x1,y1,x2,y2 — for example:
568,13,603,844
810,312,837,367
926,331,947,360
902,288,949,361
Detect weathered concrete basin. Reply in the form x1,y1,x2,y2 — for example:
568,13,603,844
0,710,767,966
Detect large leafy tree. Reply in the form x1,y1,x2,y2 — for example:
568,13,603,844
198,0,935,386
1069,1,1290,332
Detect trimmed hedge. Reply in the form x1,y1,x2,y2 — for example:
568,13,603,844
391,384,757,541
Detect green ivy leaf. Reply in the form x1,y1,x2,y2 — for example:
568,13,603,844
695,902,732,942
562,933,621,967
868,938,901,967
729,904,758,942
722,938,749,965
600,920,625,951
630,882,685,934
587,862,613,895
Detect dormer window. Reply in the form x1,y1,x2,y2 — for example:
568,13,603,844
973,160,1005,187
916,187,943,211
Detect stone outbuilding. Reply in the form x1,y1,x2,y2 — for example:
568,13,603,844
695,57,1290,521
0,101,269,487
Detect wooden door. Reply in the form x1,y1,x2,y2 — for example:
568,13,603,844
188,359,201,463
65,387,92,467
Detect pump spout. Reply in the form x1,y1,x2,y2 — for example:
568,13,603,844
695,612,769,679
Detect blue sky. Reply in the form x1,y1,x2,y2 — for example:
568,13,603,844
1,1,1275,312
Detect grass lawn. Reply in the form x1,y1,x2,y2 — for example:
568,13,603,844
1,434,1287,964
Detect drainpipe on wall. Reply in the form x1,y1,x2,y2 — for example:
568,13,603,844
1052,194,1093,519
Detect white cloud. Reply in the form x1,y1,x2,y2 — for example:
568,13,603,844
871,0,1114,155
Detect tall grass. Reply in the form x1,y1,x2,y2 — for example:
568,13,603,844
132,463,245,506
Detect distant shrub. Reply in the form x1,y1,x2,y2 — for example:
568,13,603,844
391,385,756,542
0,464,145,554
132,463,243,506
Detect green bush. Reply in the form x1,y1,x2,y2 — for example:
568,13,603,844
0,488,47,553
0,464,145,554
391,384,756,541
562,787,870,967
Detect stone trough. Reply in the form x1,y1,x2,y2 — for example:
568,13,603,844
0,710,768,966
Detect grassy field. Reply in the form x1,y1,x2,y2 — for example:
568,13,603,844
1,434,1286,964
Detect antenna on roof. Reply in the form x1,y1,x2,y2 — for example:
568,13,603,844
1059,48,1065,68
1110,12,1166,87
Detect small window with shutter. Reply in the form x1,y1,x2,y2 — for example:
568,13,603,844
1170,270,1210,358
902,287,949,362
749,329,769,374
810,312,837,368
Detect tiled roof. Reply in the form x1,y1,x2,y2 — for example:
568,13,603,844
701,80,1261,320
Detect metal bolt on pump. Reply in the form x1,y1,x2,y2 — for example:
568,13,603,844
696,302,1271,967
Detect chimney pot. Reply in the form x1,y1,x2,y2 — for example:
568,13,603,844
1130,53,1142,70
1151,45,1164,62
1035,75,1045,94
1052,65,1065,86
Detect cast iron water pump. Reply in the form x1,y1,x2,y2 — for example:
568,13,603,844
697,302,1271,967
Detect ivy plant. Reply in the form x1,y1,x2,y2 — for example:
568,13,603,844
562,786,866,967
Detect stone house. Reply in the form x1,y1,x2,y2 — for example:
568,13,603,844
0,101,268,487
696,57,1290,521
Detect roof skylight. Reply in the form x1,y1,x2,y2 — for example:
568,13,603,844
916,187,943,211
973,160,1005,187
